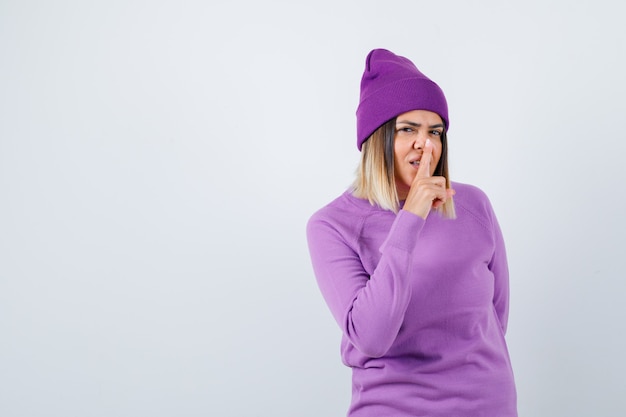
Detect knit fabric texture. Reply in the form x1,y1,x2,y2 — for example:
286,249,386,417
306,183,517,416
356,48,449,150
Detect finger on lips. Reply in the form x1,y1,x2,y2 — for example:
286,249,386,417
416,139,432,179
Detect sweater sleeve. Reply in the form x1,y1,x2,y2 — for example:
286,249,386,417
487,201,510,334
306,209,425,358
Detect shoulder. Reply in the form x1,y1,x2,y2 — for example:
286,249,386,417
307,190,381,241
451,181,497,229
307,189,377,226
452,181,490,202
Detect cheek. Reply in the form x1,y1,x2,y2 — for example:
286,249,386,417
430,145,443,174
434,143,443,163
393,144,407,172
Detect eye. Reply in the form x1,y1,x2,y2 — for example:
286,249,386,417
396,127,415,135
430,130,443,136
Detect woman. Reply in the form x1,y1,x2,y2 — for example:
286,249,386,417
306,49,517,416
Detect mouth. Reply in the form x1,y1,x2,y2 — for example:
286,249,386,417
409,156,422,168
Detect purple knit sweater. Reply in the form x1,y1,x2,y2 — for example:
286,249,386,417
306,182,517,416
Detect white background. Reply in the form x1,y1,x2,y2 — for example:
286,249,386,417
1,1,625,416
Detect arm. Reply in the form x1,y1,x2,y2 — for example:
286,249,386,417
487,203,510,333
306,209,425,358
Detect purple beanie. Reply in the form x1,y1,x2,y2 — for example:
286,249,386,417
356,48,449,150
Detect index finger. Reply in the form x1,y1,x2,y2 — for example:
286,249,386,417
416,139,433,179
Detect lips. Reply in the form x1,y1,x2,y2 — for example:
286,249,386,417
409,154,423,168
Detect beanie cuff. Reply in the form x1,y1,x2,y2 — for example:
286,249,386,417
356,77,448,150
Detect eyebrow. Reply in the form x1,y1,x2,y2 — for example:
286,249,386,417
396,120,445,129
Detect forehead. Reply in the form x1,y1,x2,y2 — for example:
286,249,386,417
396,109,443,124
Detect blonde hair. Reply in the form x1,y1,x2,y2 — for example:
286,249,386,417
351,118,456,219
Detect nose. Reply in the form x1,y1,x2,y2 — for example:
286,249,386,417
413,136,426,150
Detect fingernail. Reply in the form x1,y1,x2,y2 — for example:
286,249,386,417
426,139,431,147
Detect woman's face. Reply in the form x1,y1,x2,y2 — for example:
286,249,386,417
393,110,444,199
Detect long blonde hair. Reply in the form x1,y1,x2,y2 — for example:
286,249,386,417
352,118,456,219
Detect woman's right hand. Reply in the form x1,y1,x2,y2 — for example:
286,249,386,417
402,139,455,219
